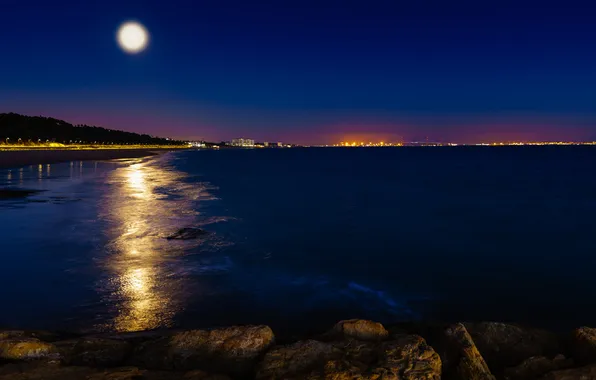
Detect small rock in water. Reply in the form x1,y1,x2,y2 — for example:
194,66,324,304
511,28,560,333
0,189,43,199
165,227,208,240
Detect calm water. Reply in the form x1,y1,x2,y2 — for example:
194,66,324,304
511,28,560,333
1,147,596,334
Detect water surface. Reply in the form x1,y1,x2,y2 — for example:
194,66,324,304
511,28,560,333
1,147,595,334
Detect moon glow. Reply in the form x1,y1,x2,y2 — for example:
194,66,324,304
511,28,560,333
117,21,149,54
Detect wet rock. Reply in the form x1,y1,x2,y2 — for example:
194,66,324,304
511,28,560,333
0,330,61,342
132,325,274,376
0,338,57,361
0,189,43,199
378,335,442,380
57,337,132,367
443,323,495,380
165,228,208,240
464,322,559,370
504,355,573,380
571,327,596,365
257,334,441,380
0,363,230,380
330,319,389,342
0,363,97,380
256,340,342,379
183,370,232,379
540,363,596,380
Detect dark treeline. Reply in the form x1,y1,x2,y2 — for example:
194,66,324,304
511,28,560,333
0,113,184,145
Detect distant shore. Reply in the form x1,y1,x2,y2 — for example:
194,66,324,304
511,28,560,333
0,148,187,169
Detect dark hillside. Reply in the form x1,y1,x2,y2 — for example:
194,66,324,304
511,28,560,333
0,113,182,145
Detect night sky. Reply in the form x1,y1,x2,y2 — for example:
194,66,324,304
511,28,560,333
1,0,595,144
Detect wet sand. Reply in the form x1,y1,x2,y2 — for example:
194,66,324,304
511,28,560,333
0,148,180,169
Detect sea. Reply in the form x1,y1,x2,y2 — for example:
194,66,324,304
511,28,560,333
1,147,595,335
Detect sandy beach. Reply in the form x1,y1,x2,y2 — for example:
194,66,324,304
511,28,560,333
0,148,183,169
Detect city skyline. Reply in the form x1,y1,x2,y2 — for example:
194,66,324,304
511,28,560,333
1,0,595,144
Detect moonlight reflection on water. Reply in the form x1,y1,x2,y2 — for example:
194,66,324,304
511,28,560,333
98,160,198,331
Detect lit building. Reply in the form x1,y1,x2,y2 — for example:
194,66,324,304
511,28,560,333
231,138,255,147
277,142,283,147
264,142,269,147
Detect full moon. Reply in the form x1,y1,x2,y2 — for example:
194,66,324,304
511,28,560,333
117,21,149,53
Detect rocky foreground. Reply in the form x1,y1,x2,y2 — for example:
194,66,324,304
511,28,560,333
2,320,596,379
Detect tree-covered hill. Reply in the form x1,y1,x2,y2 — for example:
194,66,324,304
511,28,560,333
0,113,183,145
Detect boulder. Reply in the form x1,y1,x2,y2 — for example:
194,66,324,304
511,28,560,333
464,322,559,370
256,340,342,379
131,325,274,376
183,370,232,380
571,327,596,365
166,228,208,240
0,363,141,380
504,355,573,380
377,335,442,380
443,323,495,380
56,337,132,367
330,319,389,342
0,338,57,361
0,330,61,342
540,364,596,380
257,334,441,380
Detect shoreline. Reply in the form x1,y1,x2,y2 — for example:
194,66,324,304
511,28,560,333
1,319,595,379
0,148,187,170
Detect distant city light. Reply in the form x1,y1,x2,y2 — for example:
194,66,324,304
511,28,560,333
327,141,596,147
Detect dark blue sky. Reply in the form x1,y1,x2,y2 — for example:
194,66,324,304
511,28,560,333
1,0,595,143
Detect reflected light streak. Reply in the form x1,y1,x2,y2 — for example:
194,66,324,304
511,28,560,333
99,159,190,332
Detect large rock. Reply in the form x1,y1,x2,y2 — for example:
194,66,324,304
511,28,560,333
443,323,495,380
131,325,274,376
257,334,441,380
540,364,596,380
571,327,596,365
378,335,442,380
256,340,342,379
0,338,57,361
56,337,132,367
504,355,573,380
183,370,232,380
464,322,559,370
330,319,389,342
0,330,61,342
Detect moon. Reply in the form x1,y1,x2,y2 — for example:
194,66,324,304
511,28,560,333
117,21,149,54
